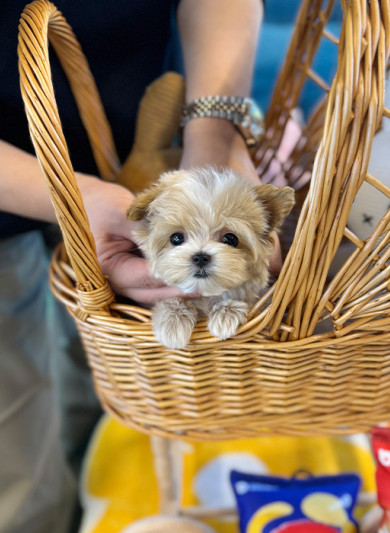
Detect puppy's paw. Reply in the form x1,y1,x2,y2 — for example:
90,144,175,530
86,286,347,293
152,298,198,349
208,300,248,340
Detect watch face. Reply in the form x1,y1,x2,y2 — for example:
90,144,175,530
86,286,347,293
239,99,264,146
248,99,264,122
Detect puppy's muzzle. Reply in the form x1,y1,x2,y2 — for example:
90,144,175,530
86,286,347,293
193,252,211,278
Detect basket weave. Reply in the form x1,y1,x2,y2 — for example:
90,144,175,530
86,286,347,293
18,0,390,440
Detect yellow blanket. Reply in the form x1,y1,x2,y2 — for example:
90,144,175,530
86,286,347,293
80,416,376,533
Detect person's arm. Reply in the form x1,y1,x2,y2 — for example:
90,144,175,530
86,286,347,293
177,0,282,271
178,0,263,101
0,139,59,223
178,0,263,183
0,139,196,304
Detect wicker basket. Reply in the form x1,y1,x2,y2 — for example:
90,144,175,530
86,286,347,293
18,0,390,440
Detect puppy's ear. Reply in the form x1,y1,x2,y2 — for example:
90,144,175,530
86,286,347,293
254,184,295,232
126,183,163,221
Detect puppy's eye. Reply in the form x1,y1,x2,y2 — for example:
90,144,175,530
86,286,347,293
170,232,185,246
222,233,239,247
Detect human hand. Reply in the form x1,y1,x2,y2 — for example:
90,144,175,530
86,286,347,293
180,118,282,274
259,112,307,189
77,173,196,305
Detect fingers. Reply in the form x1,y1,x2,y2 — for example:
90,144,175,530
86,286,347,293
268,232,282,276
105,253,166,289
124,285,199,306
101,251,199,306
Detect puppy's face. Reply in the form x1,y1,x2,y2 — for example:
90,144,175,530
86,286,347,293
127,168,294,297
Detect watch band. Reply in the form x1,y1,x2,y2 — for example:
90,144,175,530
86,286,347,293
180,95,264,147
181,95,249,124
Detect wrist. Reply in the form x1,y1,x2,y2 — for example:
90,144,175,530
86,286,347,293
181,118,260,185
77,173,134,231
77,172,132,202
182,116,251,159
183,115,239,139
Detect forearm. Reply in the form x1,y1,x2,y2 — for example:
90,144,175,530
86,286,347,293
177,0,263,100
177,0,263,184
0,140,58,222
0,139,109,225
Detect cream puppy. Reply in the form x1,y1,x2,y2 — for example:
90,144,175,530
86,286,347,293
127,167,294,349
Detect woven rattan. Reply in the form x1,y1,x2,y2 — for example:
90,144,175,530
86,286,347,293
18,0,390,440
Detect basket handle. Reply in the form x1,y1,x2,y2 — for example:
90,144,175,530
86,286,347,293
18,0,120,307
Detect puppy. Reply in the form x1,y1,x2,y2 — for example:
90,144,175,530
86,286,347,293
127,167,294,349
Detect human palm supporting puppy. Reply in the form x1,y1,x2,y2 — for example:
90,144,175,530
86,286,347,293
128,167,294,349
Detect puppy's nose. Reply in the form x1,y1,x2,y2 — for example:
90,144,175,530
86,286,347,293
192,252,211,268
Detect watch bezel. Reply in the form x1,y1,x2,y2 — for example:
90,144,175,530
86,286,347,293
236,98,264,147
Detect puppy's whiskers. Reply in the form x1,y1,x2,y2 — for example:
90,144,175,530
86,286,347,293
194,268,210,279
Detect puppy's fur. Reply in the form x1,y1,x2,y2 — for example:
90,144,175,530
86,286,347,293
127,167,294,349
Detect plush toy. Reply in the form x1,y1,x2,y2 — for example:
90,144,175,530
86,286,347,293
116,72,185,194
231,470,361,533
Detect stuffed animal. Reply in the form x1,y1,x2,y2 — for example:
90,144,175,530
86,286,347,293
116,72,185,193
